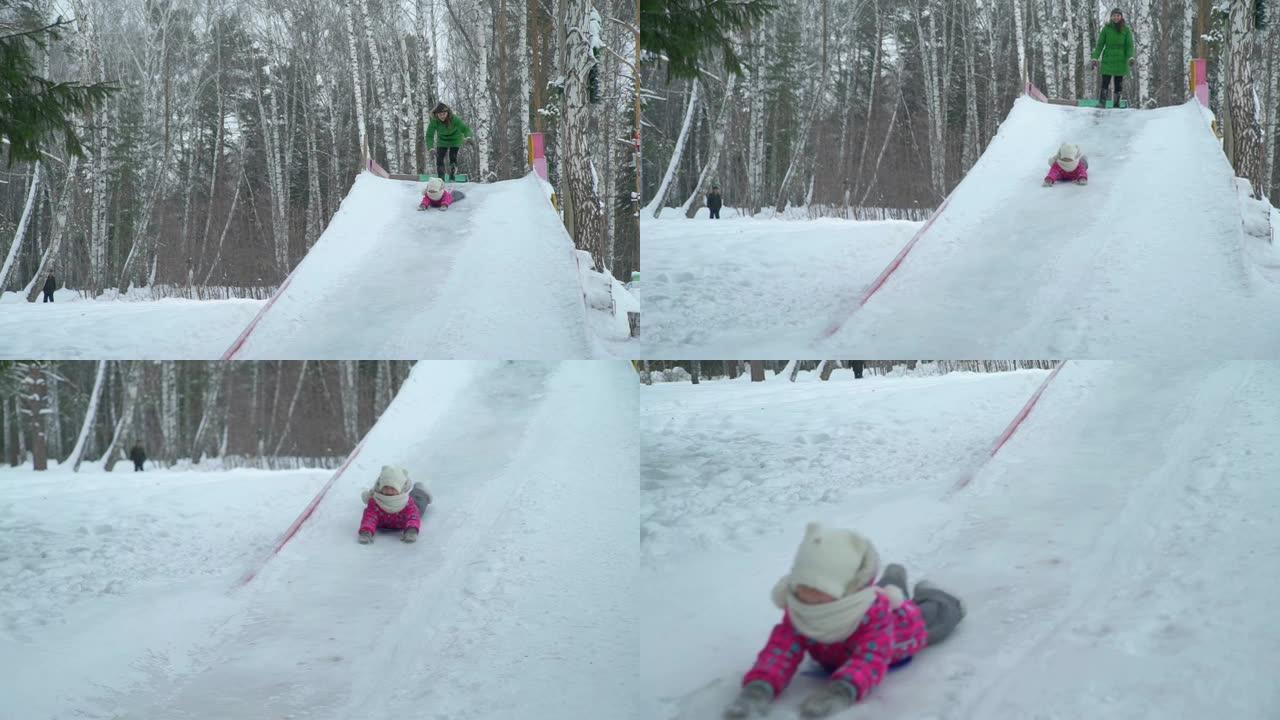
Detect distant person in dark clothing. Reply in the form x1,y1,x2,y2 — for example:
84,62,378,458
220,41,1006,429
129,444,146,472
42,274,56,303
707,186,723,219
849,360,865,379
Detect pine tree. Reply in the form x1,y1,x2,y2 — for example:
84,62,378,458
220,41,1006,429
0,1,116,164
640,0,777,79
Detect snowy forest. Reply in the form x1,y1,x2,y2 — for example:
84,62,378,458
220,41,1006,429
637,359,1059,383
0,0,639,300
0,360,415,470
642,0,1280,217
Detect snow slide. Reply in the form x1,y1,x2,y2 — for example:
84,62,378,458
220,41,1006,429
824,97,1280,357
13,361,635,720
641,362,1280,718
224,173,593,359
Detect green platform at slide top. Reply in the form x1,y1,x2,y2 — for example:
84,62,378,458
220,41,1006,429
1076,98,1129,108
420,173,469,183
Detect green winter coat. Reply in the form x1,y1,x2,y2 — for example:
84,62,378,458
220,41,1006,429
425,115,472,148
1092,22,1135,77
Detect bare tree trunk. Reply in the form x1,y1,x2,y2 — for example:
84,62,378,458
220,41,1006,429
749,361,765,382
747,23,767,214
0,162,41,293
68,360,108,471
272,361,311,455
1225,0,1265,197
161,361,179,464
962,0,981,170
853,0,882,201
102,362,142,471
190,364,228,463
683,74,737,216
1014,0,1028,82
912,0,946,198
644,80,699,217
339,361,360,447
559,0,608,268
358,0,399,172
24,156,80,302
346,0,369,153
19,364,49,470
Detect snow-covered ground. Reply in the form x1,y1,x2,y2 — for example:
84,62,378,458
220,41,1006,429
637,214,917,356
825,98,1280,357
0,465,330,719
228,173,599,359
640,362,1280,719
0,291,261,359
0,360,638,720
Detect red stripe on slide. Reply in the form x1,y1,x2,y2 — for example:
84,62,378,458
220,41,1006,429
220,272,297,360
954,361,1067,491
820,194,954,339
235,436,369,587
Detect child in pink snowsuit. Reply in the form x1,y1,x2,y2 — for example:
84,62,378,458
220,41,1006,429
418,177,456,211
357,465,430,544
1044,143,1089,186
724,523,965,720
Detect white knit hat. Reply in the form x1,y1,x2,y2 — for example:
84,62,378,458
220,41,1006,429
1055,143,1081,173
786,522,881,599
425,177,445,201
376,465,410,493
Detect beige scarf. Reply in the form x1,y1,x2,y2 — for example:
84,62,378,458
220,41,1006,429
772,577,884,643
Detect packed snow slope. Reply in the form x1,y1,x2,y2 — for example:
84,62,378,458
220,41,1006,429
641,362,1280,719
826,98,1280,357
638,214,917,357
0,361,637,720
227,173,593,359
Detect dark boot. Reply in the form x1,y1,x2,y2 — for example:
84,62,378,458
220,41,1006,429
878,563,909,598
914,580,965,646
449,163,459,182
409,484,432,515
1098,86,1109,108
1112,92,1123,109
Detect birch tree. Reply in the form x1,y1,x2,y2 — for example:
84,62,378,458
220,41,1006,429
67,360,108,471
1224,0,1266,197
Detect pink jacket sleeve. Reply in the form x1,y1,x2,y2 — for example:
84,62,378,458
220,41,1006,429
403,497,422,530
439,190,454,208
1045,162,1066,183
359,501,380,534
829,595,895,700
742,613,807,695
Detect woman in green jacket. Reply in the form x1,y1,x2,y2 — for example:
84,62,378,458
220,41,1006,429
1091,8,1136,109
425,102,473,180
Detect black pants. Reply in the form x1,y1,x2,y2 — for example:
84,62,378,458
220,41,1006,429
42,290,53,303
709,206,721,219
1099,75,1124,106
133,460,144,472
850,360,865,379
435,146,460,177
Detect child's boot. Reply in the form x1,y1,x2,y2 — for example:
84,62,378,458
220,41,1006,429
914,581,965,646
410,485,432,515
878,563,909,597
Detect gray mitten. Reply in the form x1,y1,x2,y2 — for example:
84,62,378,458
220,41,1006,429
358,531,374,544
723,680,773,718
402,527,419,543
799,681,856,719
